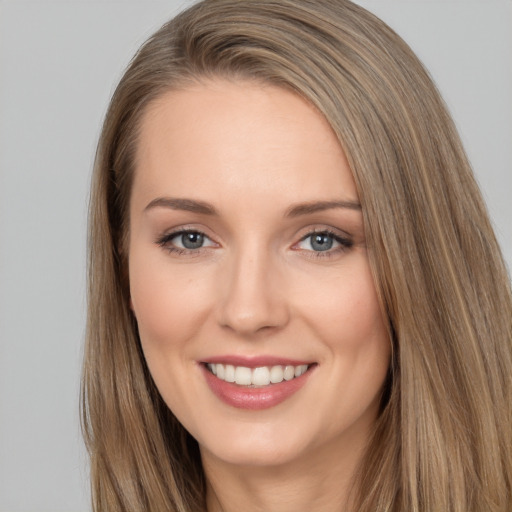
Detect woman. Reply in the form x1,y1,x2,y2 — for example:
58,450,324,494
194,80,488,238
81,1,512,510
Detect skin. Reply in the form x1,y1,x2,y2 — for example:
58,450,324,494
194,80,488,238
129,79,391,512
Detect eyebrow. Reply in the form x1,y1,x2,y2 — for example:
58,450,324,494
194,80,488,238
144,197,361,217
284,200,361,217
144,197,218,215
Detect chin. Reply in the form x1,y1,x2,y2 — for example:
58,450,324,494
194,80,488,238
196,419,316,468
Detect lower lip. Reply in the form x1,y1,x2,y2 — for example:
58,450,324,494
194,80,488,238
201,364,314,410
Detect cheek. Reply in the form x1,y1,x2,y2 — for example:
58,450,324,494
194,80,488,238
300,259,390,421
128,251,213,347
294,258,388,350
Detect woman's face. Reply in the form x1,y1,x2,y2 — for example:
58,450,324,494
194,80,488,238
129,80,390,469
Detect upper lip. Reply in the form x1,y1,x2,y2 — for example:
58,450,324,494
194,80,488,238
201,355,314,368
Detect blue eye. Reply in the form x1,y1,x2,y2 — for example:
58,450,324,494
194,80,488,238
176,231,206,249
297,231,352,253
157,230,215,252
309,233,335,251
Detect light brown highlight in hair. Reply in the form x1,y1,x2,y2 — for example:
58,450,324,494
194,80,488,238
82,1,512,510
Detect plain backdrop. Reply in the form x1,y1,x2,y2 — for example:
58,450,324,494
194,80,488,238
0,1,510,510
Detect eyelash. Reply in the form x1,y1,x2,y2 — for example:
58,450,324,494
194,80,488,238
155,228,353,258
295,229,353,259
155,229,216,256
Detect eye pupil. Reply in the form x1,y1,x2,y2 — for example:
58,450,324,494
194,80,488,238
311,233,333,251
181,232,204,249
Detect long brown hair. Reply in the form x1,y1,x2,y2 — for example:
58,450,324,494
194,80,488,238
82,1,512,510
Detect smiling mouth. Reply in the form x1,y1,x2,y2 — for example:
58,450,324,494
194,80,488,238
205,363,312,387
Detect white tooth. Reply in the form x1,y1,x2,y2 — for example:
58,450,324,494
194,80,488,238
225,365,235,383
295,364,308,377
234,366,252,385
216,364,225,380
252,366,271,386
284,365,295,381
207,363,215,375
270,365,284,384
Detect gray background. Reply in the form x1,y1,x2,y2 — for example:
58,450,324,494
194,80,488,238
0,1,510,510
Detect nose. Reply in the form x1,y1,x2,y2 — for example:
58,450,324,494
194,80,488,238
216,247,290,336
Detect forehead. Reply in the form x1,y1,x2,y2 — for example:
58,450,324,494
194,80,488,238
132,79,358,213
